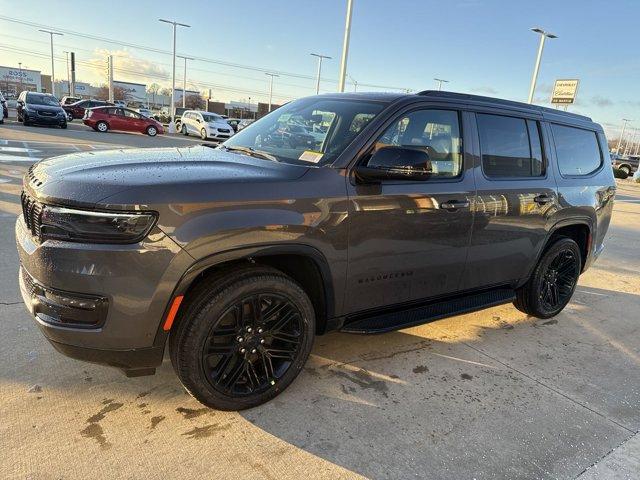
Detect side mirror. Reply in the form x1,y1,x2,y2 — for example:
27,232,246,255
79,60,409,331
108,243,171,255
353,146,432,183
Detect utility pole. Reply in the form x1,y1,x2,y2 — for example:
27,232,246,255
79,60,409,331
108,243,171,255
18,62,23,92
337,0,354,92
265,73,279,112
159,18,191,132
70,52,76,97
616,119,631,155
38,29,63,96
310,53,331,94
434,78,449,91
527,27,557,104
177,55,194,108
347,74,358,92
107,55,114,102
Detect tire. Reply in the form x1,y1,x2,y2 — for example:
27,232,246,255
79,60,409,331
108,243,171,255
514,237,581,319
60,122,67,129
200,128,207,140
169,266,315,410
66,112,73,122
23,114,30,126
96,121,108,133
146,125,158,137
181,124,188,136
619,165,631,177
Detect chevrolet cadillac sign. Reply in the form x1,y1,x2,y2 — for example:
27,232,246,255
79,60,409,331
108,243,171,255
551,79,579,104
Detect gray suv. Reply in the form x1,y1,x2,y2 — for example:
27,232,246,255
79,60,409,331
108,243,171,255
16,91,616,410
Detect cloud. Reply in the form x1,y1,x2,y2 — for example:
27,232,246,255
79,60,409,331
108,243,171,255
86,49,169,86
591,95,613,108
472,86,498,95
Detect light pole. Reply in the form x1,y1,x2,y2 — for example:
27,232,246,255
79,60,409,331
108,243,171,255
177,55,194,108
159,18,191,132
338,0,354,92
39,29,63,96
63,51,71,95
434,78,449,91
527,27,557,104
616,118,631,155
265,73,279,112
310,53,331,95
18,62,23,92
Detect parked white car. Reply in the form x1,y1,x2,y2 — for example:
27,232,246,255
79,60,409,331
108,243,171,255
180,110,234,141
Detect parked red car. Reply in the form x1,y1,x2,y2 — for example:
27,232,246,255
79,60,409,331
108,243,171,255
63,99,113,121
83,106,164,136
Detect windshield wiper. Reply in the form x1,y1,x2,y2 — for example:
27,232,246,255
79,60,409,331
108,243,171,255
221,145,279,162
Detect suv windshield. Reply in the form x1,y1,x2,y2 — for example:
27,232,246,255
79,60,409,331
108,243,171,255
26,93,60,106
202,114,223,123
220,97,386,166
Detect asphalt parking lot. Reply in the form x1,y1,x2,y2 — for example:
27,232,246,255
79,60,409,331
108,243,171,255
1,119,639,480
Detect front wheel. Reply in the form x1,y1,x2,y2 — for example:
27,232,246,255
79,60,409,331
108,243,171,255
96,121,108,133
181,124,188,136
169,266,315,410
200,128,207,140
514,237,581,318
619,165,631,177
146,125,158,136
60,122,67,129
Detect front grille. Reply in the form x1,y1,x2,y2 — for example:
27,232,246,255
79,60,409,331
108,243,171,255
38,110,55,117
20,191,43,239
217,128,231,133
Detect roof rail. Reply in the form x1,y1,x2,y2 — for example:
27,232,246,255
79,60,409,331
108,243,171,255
416,90,592,122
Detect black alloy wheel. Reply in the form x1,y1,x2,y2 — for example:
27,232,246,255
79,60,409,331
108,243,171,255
170,266,315,410
514,237,581,318
202,293,303,397
538,249,580,312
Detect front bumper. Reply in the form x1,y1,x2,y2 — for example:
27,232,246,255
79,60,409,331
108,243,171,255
26,112,66,125
15,215,192,375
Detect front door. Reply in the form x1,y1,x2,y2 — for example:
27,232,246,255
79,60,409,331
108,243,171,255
345,108,475,313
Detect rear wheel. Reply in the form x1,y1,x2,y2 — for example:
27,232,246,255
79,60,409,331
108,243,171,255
619,165,631,177
96,121,108,133
146,125,158,136
169,266,315,410
66,112,73,122
181,124,188,136
514,237,581,318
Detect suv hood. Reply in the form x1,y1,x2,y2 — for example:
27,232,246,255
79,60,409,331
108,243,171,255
26,145,310,207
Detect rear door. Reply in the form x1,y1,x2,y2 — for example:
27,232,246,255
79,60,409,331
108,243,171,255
345,106,475,313
462,111,558,290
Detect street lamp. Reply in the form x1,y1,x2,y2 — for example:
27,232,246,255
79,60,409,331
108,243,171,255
39,29,63,96
177,55,194,108
527,27,557,104
337,0,354,92
616,118,631,155
265,73,279,112
159,18,191,132
434,78,449,91
310,53,332,95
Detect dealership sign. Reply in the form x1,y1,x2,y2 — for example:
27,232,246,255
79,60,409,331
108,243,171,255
114,80,147,102
551,79,579,104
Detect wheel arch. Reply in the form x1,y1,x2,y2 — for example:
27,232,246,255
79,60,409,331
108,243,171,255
153,243,337,349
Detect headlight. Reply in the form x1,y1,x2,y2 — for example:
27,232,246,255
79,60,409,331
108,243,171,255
40,206,157,244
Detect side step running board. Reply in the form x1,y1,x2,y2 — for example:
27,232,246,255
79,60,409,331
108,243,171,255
340,288,515,334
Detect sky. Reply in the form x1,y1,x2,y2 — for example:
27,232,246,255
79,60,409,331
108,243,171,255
0,0,639,138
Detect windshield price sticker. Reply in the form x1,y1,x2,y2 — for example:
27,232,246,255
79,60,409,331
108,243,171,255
299,151,324,163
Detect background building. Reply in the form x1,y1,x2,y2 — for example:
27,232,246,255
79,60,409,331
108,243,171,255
0,65,42,97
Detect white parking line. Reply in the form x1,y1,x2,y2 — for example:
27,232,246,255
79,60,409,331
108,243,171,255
576,290,609,297
0,154,37,163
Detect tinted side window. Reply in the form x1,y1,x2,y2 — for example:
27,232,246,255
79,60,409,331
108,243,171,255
372,109,463,178
551,124,602,176
478,114,544,178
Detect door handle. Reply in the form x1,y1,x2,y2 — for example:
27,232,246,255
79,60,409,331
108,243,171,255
533,194,553,205
440,200,470,211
